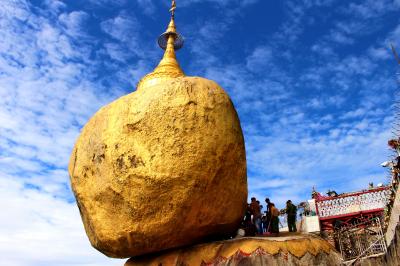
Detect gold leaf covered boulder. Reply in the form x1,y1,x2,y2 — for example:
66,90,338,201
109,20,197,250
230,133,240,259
68,7,247,259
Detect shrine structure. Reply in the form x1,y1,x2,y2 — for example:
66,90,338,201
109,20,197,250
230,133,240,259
296,185,393,264
313,186,390,234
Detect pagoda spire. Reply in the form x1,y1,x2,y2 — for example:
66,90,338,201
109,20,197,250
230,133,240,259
137,0,185,90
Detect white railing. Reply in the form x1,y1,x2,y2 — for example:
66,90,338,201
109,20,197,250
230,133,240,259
316,188,390,218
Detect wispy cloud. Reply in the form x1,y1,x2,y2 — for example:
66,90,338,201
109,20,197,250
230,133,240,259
1,0,399,265
0,177,122,266
345,0,399,19
0,1,129,264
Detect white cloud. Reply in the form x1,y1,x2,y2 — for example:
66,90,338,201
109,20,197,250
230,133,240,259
387,24,400,46
100,12,149,63
0,1,130,264
135,0,156,15
168,0,260,8
0,177,123,266
101,13,140,43
246,46,273,72
273,0,336,44
345,0,399,19
44,0,66,13
59,11,90,38
184,20,230,69
368,47,391,60
329,31,354,45
87,0,127,7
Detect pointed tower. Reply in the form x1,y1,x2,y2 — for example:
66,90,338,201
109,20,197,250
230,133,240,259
137,0,185,90
69,1,247,258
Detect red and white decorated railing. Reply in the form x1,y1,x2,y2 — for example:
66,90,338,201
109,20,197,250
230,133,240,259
315,187,390,220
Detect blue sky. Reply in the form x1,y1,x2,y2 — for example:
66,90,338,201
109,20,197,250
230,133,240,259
0,0,399,265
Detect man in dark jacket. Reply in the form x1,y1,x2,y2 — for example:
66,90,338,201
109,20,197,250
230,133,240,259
286,200,297,232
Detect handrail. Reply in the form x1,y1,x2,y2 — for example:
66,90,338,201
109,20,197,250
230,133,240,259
315,187,389,202
315,189,390,218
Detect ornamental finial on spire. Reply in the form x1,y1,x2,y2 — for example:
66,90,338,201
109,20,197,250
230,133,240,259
170,0,177,19
136,0,185,90
157,0,184,51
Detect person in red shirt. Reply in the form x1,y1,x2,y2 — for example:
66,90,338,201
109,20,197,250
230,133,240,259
250,197,262,235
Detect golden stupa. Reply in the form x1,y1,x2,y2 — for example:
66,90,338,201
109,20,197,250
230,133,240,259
136,1,184,90
69,0,247,258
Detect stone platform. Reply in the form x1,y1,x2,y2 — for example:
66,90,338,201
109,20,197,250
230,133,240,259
125,233,341,266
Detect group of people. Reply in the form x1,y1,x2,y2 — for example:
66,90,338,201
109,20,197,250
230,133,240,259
243,197,298,236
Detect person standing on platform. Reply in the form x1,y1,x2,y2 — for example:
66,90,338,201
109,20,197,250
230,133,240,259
286,200,297,232
264,198,273,233
257,201,264,233
270,203,280,235
244,203,255,236
250,197,263,235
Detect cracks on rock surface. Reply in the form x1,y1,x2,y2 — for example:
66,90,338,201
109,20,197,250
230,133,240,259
115,153,145,174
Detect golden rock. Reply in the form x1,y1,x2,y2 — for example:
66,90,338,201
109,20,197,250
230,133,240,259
69,2,247,258
125,234,341,266
69,76,247,258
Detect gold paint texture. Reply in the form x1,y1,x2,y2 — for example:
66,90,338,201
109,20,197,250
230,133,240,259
69,77,247,258
137,18,184,91
69,1,247,259
125,235,338,266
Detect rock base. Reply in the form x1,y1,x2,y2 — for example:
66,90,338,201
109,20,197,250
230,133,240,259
125,233,342,266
